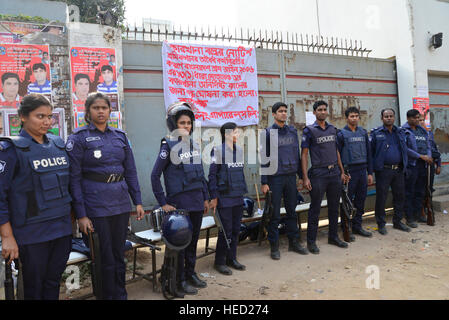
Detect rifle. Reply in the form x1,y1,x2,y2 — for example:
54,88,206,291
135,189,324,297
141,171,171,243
258,191,273,246
126,229,161,252
340,180,354,243
88,230,103,300
422,164,435,226
211,208,231,251
4,260,15,300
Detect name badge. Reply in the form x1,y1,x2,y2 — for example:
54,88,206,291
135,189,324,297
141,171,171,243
86,136,101,142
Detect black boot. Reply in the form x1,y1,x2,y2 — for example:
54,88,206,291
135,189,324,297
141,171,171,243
214,264,232,275
307,242,320,254
288,238,308,255
186,273,207,288
226,259,246,271
270,241,280,260
394,221,412,232
178,281,198,295
353,227,373,237
328,237,349,248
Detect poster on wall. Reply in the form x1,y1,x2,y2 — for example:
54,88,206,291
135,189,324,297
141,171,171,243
69,46,119,116
412,97,430,129
0,21,65,44
0,43,52,108
162,41,259,127
2,108,65,139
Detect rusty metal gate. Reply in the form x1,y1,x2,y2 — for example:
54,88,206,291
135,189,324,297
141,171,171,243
122,37,399,207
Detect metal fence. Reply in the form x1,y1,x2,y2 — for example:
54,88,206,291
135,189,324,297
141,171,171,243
124,24,372,57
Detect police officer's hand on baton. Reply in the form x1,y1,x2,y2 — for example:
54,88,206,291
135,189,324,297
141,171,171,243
162,204,176,212
203,200,210,215
420,155,433,165
0,223,19,264
341,172,351,184
436,166,441,175
136,204,145,221
78,217,95,235
209,198,218,210
303,178,312,191
261,184,270,194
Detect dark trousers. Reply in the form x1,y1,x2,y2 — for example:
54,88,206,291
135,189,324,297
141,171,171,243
374,168,405,227
267,174,299,244
19,235,72,300
307,174,341,244
83,212,129,300
214,205,243,265
178,210,203,282
347,168,368,230
405,161,427,222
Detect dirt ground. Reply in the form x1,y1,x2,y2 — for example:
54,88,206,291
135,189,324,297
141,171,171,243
63,210,449,300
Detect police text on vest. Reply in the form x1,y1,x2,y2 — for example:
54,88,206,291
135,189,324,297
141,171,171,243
33,157,68,169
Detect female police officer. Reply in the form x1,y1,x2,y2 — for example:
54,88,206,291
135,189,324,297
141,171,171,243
208,122,247,275
151,101,209,297
0,94,72,300
66,92,144,300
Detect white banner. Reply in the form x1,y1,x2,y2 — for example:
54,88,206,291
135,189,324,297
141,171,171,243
162,41,259,127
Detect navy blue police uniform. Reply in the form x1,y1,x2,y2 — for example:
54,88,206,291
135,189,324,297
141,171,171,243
370,125,409,229
302,121,341,245
208,143,247,266
151,137,209,284
0,130,72,300
66,123,143,300
261,123,302,244
401,122,432,223
337,125,373,232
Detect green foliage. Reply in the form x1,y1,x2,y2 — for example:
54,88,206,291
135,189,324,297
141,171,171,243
0,14,52,23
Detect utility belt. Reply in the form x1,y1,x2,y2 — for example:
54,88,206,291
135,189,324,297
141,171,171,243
312,163,337,170
83,172,124,183
383,164,403,170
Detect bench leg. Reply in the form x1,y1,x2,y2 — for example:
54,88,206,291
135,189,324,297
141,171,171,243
133,248,137,279
205,228,210,253
151,248,157,292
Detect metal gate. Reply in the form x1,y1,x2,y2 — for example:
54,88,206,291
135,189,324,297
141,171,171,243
122,38,399,207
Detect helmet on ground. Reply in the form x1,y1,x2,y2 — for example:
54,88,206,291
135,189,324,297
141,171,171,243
166,101,195,133
161,210,193,251
243,197,255,217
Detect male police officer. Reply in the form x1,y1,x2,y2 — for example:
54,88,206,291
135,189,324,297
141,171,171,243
401,109,433,227
260,102,307,260
370,108,411,234
419,114,441,192
337,107,373,238
301,100,349,254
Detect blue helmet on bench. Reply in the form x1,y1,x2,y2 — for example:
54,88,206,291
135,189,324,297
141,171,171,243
161,210,193,251
243,197,255,217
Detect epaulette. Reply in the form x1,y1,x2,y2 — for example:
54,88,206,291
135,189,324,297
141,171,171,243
47,133,66,148
0,139,13,152
72,126,90,134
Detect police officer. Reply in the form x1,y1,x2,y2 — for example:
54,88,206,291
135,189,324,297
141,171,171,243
419,114,441,192
337,107,373,238
67,92,144,300
209,122,247,275
301,100,349,254
0,94,72,299
260,102,307,260
401,109,433,227
370,108,411,234
151,102,209,297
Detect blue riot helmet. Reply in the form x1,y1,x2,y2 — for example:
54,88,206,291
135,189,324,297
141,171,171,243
243,197,255,217
161,210,193,251
297,193,305,204
166,101,195,133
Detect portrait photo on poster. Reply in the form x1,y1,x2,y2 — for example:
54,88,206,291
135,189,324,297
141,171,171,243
69,46,119,113
0,44,52,109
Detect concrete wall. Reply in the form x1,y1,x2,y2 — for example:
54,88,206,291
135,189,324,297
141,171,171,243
0,0,68,22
